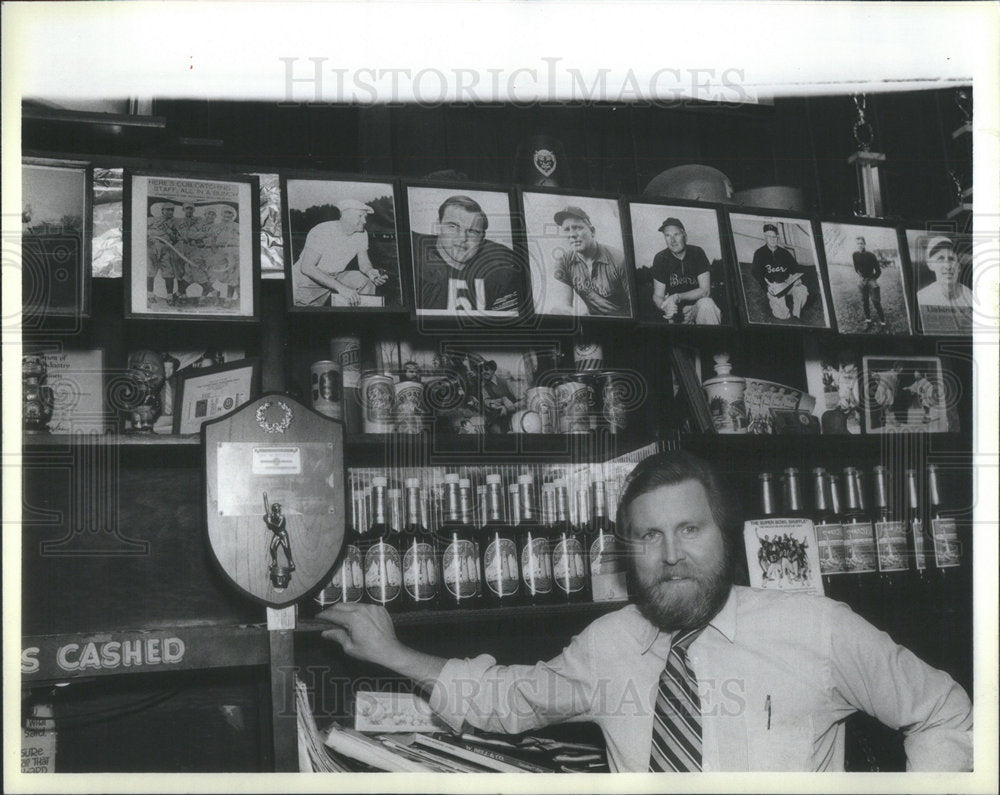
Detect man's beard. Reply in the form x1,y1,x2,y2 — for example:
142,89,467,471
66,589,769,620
630,542,733,632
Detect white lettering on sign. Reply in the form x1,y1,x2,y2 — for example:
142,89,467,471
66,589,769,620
52,637,186,672
252,446,302,475
21,647,40,674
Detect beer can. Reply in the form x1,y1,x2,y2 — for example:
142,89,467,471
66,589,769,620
310,360,343,420
596,370,630,434
331,336,362,433
394,380,425,434
360,371,395,433
526,386,557,434
573,341,604,372
556,380,594,434
510,409,542,434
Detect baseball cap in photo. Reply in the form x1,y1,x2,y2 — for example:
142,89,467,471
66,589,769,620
926,235,955,258
762,223,779,234
658,217,685,232
337,199,374,214
554,206,592,226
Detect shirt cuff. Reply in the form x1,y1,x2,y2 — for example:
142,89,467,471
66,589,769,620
428,654,497,733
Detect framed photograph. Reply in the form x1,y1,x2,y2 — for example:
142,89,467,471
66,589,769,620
283,174,405,311
727,210,832,329
404,181,529,322
153,348,246,433
173,357,260,435
903,229,974,335
803,337,863,435
521,188,634,320
626,199,733,327
22,159,92,320
819,220,912,335
124,171,260,320
861,355,948,434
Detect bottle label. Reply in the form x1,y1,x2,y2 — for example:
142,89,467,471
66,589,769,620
843,521,877,573
931,518,961,568
911,520,928,571
403,542,438,601
484,537,519,597
520,536,552,594
364,542,401,603
315,544,363,605
814,523,847,575
553,537,586,593
589,534,627,601
442,539,478,598
874,521,909,572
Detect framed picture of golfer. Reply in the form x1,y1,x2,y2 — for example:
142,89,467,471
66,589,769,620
123,171,260,320
726,209,832,330
283,174,406,314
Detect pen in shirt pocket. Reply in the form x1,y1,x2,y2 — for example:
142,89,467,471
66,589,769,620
765,694,771,730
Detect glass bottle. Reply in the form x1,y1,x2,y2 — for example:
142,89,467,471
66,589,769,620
439,474,480,610
551,482,590,602
480,474,520,607
401,477,439,610
362,476,403,611
812,467,846,601
516,474,553,604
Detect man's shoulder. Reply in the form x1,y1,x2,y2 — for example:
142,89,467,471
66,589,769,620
580,602,654,645
732,585,844,620
598,243,625,268
652,248,674,269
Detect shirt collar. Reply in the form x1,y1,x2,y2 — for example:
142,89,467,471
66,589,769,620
638,586,739,654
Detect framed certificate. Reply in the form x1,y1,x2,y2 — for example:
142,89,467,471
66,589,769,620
173,358,260,434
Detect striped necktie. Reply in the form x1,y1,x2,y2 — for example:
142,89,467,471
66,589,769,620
649,627,704,772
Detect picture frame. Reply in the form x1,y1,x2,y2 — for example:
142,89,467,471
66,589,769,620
403,180,530,324
173,357,260,435
41,347,109,435
803,337,863,435
123,170,260,320
624,198,734,327
21,159,92,321
520,187,635,321
818,219,913,336
283,173,406,312
861,355,948,434
902,228,974,336
726,208,833,330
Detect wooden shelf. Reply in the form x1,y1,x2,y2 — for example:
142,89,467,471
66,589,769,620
297,599,627,631
23,432,201,447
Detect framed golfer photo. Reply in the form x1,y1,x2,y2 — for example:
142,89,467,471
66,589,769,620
124,171,260,320
727,210,832,330
903,229,974,336
404,181,529,324
626,199,732,327
819,220,912,336
521,188,635,321
283,174,405,313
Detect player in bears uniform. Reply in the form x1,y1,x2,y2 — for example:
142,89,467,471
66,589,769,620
412,195,522,313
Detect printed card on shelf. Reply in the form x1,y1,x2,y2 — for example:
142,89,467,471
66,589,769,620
743,517,824,596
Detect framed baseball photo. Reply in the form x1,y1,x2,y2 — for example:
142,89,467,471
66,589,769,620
819,220,912,336
403,181,529,324
22,159,92,321
903,229,974,336
173,357,260,435
861,355,948,434
521,188,635,321
123,171,260,320
726,209,832,330
283,174,405,313
625,199,733,327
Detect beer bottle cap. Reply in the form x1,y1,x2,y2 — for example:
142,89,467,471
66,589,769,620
372,476,387,487
405,478,420,488
459,478,471,488
486,474,502,484
444,473,459,483
518,474,534,484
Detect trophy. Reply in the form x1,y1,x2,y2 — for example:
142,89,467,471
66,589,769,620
121,349,166,432
23,354,54,433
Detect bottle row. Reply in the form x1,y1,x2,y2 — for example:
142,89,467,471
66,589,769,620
316,465,634,612
757,464,963,579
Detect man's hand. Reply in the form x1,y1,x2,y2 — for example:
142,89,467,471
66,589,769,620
366,268,389,286
319,602,400,665
337,288,361,307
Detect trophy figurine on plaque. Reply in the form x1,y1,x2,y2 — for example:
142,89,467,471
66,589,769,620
263,493,296,589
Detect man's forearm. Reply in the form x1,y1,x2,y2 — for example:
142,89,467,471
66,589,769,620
381,641,448,691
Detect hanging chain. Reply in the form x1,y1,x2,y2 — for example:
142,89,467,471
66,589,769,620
853,94,874,151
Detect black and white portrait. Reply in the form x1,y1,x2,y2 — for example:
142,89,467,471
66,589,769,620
905,230,974,335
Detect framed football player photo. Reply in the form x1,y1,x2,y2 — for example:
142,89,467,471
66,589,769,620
403,180,529,324
727,209,833,330
521,187,635,321
819,219,913,336
283,173,406,313
625,199,734,327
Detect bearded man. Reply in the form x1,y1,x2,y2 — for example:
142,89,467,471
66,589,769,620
318,452,971,772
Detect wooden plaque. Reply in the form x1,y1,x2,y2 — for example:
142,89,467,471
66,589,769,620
204,393,345,607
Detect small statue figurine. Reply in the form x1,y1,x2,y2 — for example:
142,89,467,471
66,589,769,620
263,492,295,589
23,354,54,433
122,349,166,432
